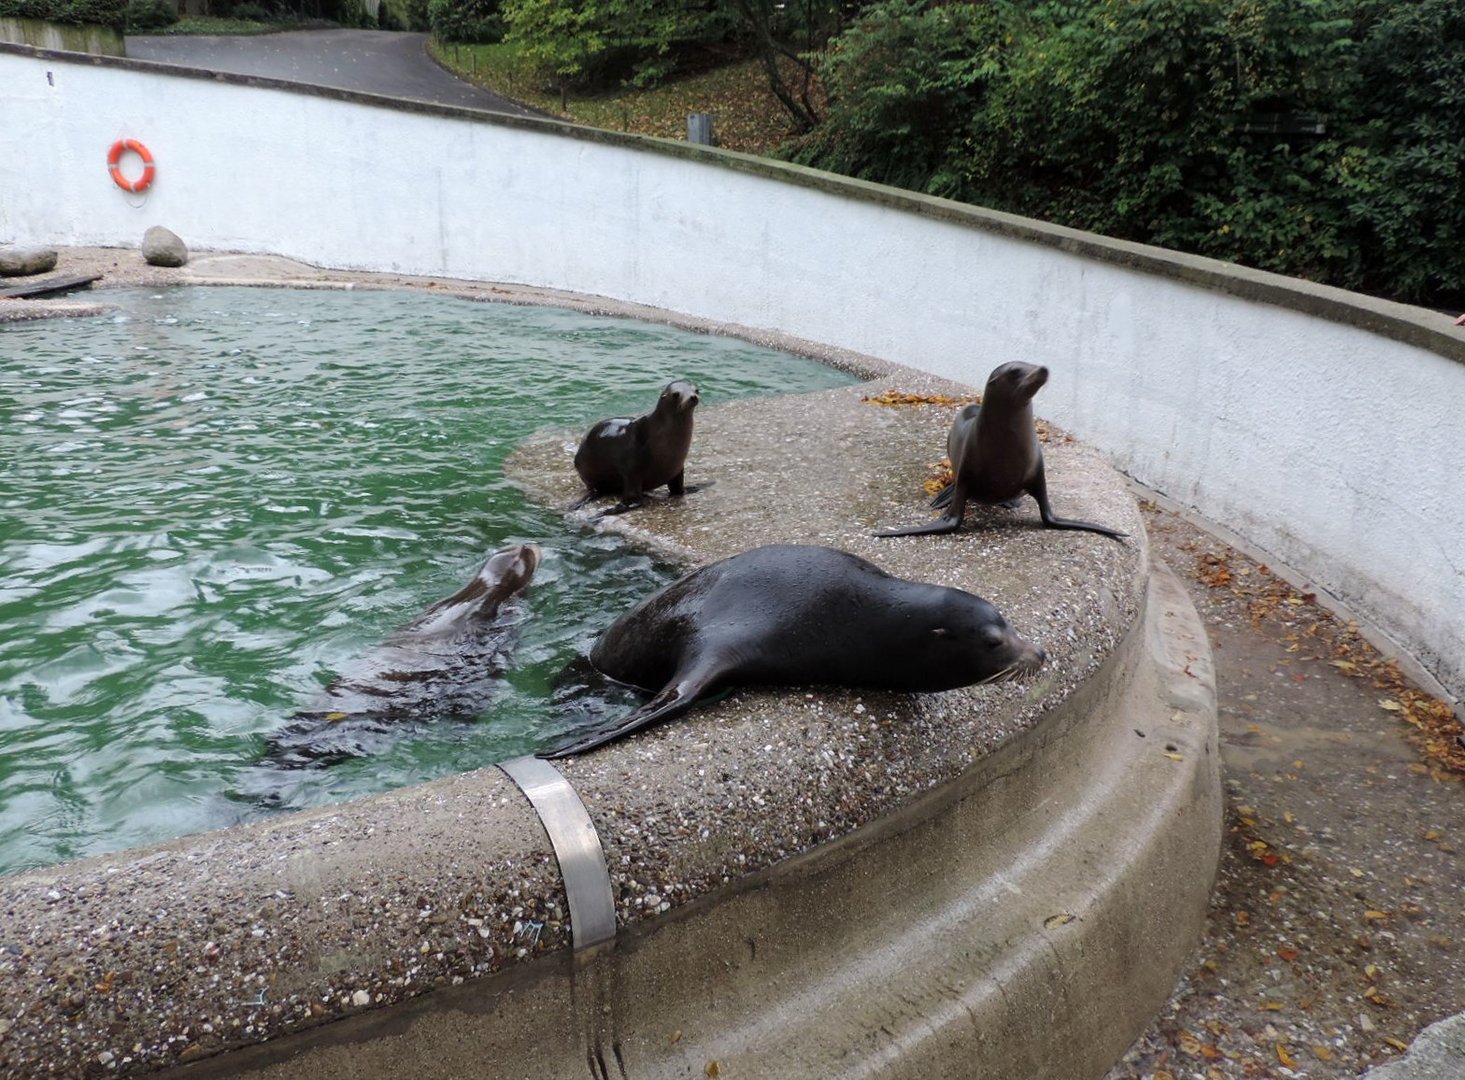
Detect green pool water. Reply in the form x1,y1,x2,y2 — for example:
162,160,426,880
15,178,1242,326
0,286,856,876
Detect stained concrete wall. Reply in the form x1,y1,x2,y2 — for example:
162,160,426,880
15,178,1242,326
1,43,1462,700
0,18,124,56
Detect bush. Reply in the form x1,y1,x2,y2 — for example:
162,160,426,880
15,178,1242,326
379,0,429,31
428,0,503,43
788,0,1004,195
229,0,271,18
497,0,733,89
0,0,126,29
120,0,175,29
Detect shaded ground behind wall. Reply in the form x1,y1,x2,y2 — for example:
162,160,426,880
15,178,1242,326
1107,501,1464,1080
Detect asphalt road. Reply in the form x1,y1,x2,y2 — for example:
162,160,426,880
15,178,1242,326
126,28,543,117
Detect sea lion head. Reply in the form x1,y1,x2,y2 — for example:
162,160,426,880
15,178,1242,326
657,379,700,415
927,590,1046,689
984,361,1049,405
481,543,542,599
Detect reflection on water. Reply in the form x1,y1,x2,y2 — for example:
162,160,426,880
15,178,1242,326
0,287,855,874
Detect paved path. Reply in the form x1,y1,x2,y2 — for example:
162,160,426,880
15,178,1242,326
126,28,544,117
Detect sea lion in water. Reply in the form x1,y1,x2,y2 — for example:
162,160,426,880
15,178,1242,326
571,379,700,514
266,543,541,767
541,544,1044,758
874,362,1125,540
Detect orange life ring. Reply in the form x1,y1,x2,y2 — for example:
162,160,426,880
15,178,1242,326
107,139,156,194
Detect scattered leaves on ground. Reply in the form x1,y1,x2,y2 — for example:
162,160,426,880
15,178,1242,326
861,390,982,407
1188,550,1463,775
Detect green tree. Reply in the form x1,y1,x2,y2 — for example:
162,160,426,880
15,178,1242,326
499,0,728,88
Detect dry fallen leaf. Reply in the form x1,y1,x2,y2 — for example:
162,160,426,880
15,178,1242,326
1043,913,1076,929
1277,1042,1296,1067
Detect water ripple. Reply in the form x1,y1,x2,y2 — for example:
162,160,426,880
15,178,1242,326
0,286,854,874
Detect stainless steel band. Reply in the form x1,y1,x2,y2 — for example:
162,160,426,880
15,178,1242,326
497,755,617,951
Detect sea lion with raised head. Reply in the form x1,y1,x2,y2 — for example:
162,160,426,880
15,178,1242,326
571,379,700,515
541,544,1044,758
266,543,541,766
875,362,1125,540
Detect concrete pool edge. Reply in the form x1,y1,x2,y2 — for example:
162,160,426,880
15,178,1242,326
0,271,1217,1078
150,565,1218,1080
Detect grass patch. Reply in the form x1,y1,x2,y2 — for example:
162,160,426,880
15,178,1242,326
428,40,810,157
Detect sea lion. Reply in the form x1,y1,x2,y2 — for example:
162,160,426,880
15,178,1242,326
265,543,541,766
541,544,1044,758
874,362,1126,540
571,379,700,514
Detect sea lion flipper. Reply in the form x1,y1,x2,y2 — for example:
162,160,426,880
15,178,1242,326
872,515,963,538
539,662,720,758
928,482,955,510
874,489,966,538
1029,473,1127,541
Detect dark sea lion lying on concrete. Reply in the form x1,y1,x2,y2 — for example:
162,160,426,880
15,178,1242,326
875,362,1126,540
265,543,540,767
541,544,1044,758
571,379,700,515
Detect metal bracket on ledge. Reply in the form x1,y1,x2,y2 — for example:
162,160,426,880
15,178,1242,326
497,756,617,951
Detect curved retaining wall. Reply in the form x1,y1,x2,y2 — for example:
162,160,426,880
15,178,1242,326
1,43,1462,700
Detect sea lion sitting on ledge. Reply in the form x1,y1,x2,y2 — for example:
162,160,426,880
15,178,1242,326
874,362,1126,541
541,544,1044,758
571,379,700,515
265,543,540,767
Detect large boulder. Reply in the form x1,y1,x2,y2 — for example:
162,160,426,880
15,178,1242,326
0,246,58,277
142,226,188,268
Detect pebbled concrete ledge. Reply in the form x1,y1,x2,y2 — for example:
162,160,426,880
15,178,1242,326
0,313,1219,1077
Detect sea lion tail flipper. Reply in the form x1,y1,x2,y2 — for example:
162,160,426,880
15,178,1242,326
539,666,717,758
567,492,595,512
1030,476,1127,541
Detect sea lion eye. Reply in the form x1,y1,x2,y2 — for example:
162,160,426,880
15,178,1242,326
981,626,1006,649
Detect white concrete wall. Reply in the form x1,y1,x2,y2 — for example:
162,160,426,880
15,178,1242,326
3,47,1463,700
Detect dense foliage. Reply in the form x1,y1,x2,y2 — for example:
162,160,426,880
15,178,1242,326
0,0,125,28
496,0,738,86
428,0,499,42
789,0,1465,306
119,0,176,28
